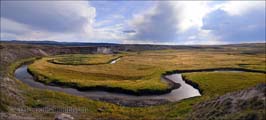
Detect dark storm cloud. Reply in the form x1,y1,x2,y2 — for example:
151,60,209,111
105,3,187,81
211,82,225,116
123,30,136,33
1,1,94,33
130,2,181,42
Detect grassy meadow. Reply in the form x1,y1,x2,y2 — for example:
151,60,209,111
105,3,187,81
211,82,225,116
49,54,121,65
6,52,265,119
7,48,265,119
28,49,265,93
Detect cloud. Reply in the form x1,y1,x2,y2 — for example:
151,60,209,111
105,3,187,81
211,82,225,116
128,2,180,42
123,30,136,33
125,1,265,44
125,1,217,44
1,18,30,35
219,1,265,16
202,1,265,43
0,17,71,41
0,1,123,42
1,1,95,33
1,1,95,41
1,1,265,44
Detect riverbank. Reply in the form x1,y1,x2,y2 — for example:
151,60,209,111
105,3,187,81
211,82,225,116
48,54,123,65
27,54,174,95
28,66,180,96
1,42,265,120
16,64,186,106
16,61,265,107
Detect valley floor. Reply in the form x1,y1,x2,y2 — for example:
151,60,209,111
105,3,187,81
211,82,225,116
0,43,265,120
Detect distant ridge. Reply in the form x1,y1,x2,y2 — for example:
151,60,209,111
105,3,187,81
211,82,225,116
0,40,119,46
0,40,265,47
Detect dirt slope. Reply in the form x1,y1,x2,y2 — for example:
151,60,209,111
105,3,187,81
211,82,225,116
188,83,266,120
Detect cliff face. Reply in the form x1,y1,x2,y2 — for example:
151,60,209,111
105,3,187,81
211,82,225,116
0,43,99,72
97,47,113,54
0,43,100,117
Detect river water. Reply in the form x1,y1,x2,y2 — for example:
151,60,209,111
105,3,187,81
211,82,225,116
15,65,201,103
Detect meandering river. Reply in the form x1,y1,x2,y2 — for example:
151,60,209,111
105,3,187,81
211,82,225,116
15,65,201,102
15,58,264,106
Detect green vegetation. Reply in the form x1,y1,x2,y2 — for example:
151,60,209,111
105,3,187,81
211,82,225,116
28,54,170,94
49,54,121,65
7,48,266,119
183,72,265,98
0,101,8,112
8,57,38,76
28,50,265,94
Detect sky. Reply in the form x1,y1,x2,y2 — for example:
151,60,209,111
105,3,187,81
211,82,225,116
1,1,265,45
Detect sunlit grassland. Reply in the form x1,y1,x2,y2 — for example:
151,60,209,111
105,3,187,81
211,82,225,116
8,55,266,119
50,54,121,65
183,72,265,98
28,49,265,93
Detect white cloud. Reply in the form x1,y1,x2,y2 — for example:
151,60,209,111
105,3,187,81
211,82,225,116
125,1,218,44
1,1,264,44
126,2,180,43
202,1,265,43
94,14,125,28
124,1,265,44
173,1,210,33
1,1,122,43
219,1,265,16
1,1,96,33
0,18,31,35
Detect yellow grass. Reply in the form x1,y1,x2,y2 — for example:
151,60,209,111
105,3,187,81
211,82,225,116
28,50,265,93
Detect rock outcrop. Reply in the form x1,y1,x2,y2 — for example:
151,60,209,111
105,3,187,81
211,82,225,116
97,47,112,54
55,113,74,120
188,83,266,120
